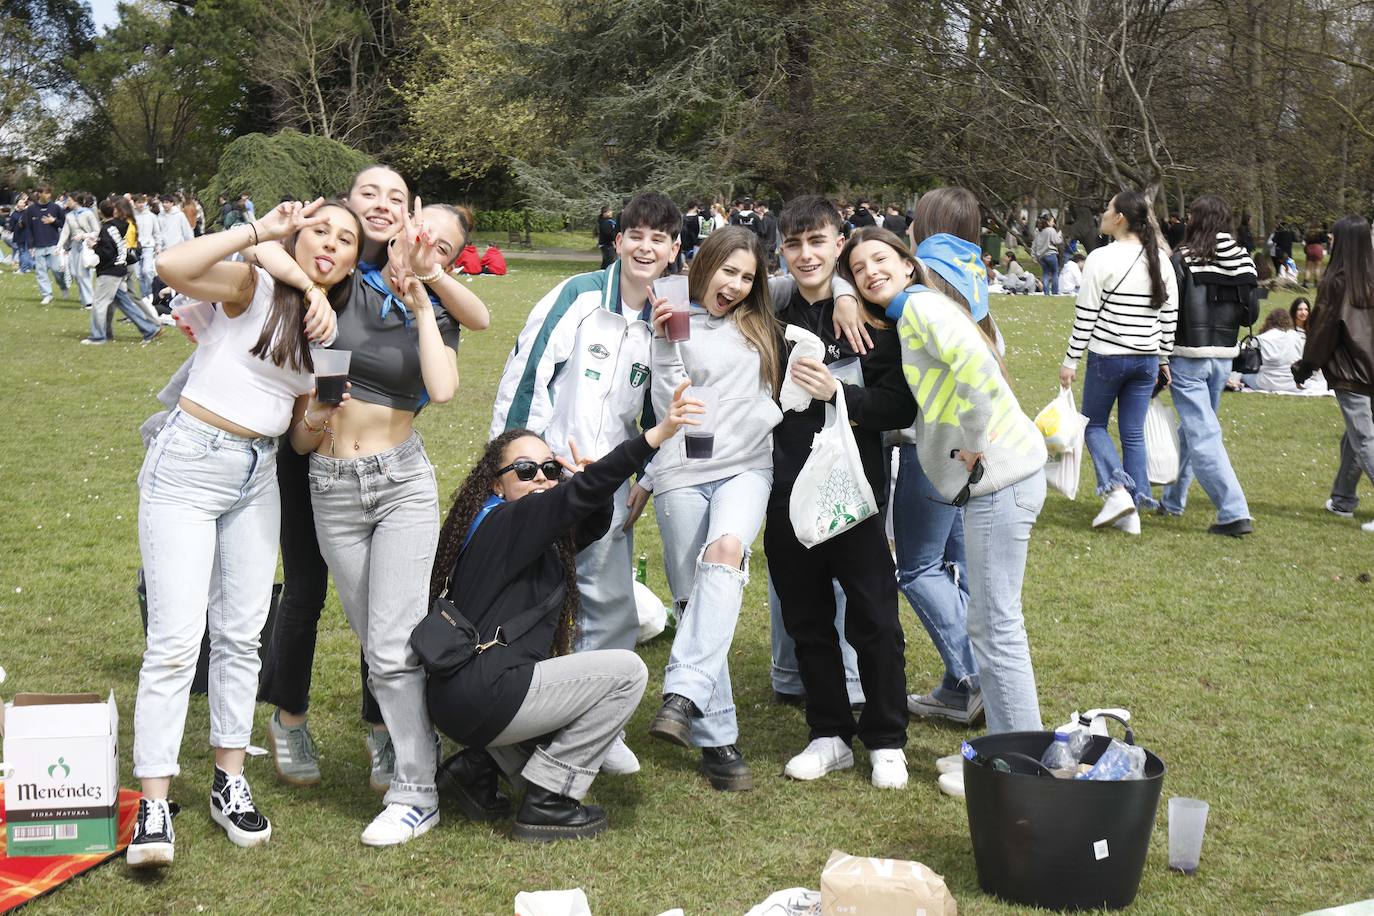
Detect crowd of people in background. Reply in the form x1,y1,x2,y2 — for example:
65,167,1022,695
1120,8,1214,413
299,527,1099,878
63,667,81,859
3,172,1369,875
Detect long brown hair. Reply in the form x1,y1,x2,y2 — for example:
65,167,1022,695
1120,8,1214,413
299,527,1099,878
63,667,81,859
250,200,362,372
429,430,580,657
686,227,783,395
1182,194,1233,264
835,227,908,332
1112,190,1168,309
1316,215,1374,318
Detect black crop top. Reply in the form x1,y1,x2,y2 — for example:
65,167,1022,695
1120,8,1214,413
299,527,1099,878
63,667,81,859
332,272,461,412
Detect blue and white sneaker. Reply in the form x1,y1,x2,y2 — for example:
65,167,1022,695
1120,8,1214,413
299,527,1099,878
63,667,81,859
360,803,439,847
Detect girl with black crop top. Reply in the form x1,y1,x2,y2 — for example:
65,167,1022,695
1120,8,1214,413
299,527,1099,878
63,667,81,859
255,172,489,848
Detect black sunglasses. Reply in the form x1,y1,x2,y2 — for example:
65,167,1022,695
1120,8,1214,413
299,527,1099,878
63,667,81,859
951,453,985,508
497,459,564,482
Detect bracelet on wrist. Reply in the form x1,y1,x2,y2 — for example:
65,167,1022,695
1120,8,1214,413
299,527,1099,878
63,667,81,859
243,222,259,247
301,281,320,299
415,266,444,285
301,414,324,434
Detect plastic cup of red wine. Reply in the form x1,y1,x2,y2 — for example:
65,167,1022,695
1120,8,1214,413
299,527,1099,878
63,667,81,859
654,275,692,343
684,385,719,459
312,348,352,405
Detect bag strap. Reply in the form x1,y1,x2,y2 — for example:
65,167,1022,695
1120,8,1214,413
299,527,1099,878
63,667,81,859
1101,248,1143,307
474,583,568,654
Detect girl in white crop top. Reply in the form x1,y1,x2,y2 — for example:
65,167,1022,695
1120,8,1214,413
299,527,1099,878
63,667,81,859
126,200,362,871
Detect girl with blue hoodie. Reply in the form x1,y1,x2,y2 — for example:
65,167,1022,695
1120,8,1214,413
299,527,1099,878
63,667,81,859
840,226,1048,744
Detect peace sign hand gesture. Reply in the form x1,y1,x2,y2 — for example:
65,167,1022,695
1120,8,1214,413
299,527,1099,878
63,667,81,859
253,197,330,244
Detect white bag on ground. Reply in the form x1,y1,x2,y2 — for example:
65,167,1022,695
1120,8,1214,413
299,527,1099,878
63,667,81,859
1145,396,1180,485
780,325,826,413
1035,385,1085,455
744,888,821,916
634,579,668,644
514,889,592,916
1045,417,1086,500
789,395,879,547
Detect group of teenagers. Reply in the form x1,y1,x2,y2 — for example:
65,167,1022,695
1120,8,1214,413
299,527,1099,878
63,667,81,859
123,163,1374,870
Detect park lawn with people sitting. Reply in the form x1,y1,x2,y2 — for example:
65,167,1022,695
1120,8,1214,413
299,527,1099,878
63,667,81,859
1,261,1371,914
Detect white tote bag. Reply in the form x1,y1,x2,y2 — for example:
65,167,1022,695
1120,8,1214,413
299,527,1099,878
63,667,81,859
789,394,879,547
1144,396,1180,485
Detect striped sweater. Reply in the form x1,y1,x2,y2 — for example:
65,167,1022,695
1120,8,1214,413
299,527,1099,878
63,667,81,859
1063,240,1178,367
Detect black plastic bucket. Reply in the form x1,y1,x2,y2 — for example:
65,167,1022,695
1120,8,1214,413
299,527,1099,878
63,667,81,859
964,730,1166,910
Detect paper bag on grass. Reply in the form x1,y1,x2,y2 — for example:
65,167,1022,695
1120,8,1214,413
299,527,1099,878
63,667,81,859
821,850,957,916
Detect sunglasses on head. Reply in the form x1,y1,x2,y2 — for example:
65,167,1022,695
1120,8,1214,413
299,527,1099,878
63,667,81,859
950,451,985,508
497,458,564,482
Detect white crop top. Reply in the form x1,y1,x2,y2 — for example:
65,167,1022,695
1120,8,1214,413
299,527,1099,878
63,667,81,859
180,269,314,437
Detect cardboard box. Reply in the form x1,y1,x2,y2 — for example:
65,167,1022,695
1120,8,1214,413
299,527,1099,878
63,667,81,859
1,692,119,856
821,849,957,916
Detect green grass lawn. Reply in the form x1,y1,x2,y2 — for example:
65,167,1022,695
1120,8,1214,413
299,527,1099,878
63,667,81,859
1,264,1371,915
471,230,599,253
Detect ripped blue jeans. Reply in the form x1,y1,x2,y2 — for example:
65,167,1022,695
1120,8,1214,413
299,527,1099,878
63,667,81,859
654,469,771,747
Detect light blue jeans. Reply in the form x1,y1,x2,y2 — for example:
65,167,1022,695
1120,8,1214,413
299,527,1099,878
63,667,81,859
575,479,639,652
134,409,279,778
962,470,1046,734
31,245,67,298
769,576,864,705
893,444,977,704
1161,357,1251,523
89,275,161,341
1330,390,1374,512
138,247,158,299
67,245,93,306
655,469,771,747
309,433,440,807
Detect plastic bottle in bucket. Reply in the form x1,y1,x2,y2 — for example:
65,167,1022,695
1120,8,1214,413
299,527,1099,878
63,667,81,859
1040,730,1087,778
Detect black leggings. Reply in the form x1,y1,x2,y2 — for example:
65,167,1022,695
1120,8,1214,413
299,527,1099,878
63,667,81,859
764,511,908,749
258,441,381,724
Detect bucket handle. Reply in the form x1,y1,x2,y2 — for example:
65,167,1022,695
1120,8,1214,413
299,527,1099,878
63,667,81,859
986,751,1053,777
1081,710,1135,745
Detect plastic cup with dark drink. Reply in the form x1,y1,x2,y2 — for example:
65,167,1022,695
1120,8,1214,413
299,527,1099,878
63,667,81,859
654,275,692,343
312,348,352,406
684,385,719,459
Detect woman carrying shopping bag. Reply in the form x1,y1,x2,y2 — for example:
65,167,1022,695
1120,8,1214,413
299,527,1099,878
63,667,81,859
1059,191,1178,535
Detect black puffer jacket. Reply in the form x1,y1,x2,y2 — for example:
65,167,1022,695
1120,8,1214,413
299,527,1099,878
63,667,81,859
1170,233,1259,356
1293,281,1374,396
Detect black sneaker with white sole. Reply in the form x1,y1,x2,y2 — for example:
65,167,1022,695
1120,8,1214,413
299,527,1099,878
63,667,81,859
127,797,176,869
210,766,272,847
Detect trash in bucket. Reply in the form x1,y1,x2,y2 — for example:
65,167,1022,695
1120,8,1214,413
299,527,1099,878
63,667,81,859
964,729,1166,911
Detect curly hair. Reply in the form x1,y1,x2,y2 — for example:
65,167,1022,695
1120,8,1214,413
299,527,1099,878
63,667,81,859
428,429,581,657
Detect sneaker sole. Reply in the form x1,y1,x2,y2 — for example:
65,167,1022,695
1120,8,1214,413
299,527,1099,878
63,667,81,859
360,810,438,847
511,815,608,842
906,698,983,726
647,711,693,748
783,750,854,781
210,805,272,848
872,772,909,789
126,841,174,868
272,764,322,787
1092,504,1135,528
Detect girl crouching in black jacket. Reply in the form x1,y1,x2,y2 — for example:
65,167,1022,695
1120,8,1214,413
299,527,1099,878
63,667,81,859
423,383,698,841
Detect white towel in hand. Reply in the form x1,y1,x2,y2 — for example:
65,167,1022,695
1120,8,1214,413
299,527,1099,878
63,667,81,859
780,325,825,413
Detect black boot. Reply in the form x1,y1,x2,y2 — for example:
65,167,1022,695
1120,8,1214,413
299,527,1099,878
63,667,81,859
700,745,754,791
436,748,512,822
647,693,699,748
512,785,608,842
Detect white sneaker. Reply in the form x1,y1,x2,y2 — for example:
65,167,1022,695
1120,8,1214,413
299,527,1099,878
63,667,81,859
937,770,966,798
599,734,641,775
935,753,963,775
783,736,854,780
1113,511,1141,535
870,749,908,789
360,803,439,847
40,295,52,305
1362,519,1374,533
1325,499,1355,519
1092,487,1136,528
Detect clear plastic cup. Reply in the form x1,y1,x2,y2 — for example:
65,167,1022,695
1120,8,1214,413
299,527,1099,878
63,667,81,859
829,356,865,388
172,299,220,344
654,275,692,342
683,385,719,459
1168,797,1210,874
311,349,353,405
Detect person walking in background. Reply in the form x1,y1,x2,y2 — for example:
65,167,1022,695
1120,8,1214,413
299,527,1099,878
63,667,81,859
1272,220,1296,277
1032,214,1063,295
1292,215,1374,531
596,205,617,269
24,184,68,304
81,197,163,345
1163,194,1258,537
132,194,161,303
1303,224,1328,287
1060,191,1178,534
157,193,195,253
60,191,100,309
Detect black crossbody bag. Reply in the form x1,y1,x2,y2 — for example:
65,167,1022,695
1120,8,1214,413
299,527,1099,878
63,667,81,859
410,583,566,678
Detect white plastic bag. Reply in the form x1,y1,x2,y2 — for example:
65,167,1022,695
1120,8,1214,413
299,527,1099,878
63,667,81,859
780,325,826,413
633,579,667,644
1044,417,1085,500
1035,385,1085,455
1144,396,1180,485
514,889,592,916
789,394,878,547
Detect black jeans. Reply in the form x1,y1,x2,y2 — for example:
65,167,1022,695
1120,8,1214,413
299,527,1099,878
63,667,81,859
258,441,381,724
764,511,908,749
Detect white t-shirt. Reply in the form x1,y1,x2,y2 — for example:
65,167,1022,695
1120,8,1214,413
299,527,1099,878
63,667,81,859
180,269,314,436
1253,328,1306,392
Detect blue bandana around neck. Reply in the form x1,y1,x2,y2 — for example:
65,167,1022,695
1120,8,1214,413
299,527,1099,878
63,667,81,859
358,260,411,326
462,493,506,554
906,234,989,322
